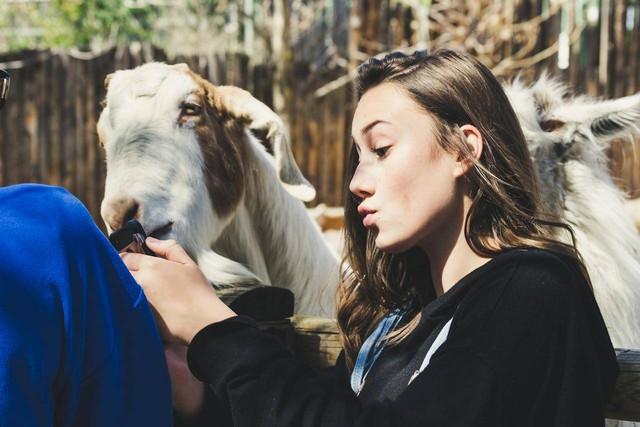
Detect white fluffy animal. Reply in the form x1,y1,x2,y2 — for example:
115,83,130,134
505,76,640,350
98,62,339,317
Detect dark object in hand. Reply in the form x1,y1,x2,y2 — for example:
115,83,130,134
109,219,155,256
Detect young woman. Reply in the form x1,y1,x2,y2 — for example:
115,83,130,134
123,49,618,426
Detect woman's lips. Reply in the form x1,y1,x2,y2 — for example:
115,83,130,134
363,213,375,228
358,208,377,228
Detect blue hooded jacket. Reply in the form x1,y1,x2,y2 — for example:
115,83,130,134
0,184,173,426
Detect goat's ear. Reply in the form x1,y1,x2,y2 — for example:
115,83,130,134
587,94,640,138
214,86,316,201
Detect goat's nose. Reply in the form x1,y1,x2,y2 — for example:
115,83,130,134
101,197,140,232
554,141,573,160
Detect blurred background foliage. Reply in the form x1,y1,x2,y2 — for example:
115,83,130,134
2,0,161,51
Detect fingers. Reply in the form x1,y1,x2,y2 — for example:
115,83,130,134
120,252,143,272
145,237,196,266
120,253,161,290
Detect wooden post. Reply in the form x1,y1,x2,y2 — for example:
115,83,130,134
606,349,640,421
600,0,612,95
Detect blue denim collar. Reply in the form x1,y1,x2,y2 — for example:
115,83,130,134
350,307,406,395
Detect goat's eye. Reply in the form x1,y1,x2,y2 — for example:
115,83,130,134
540,119,565,132
180,103,202,117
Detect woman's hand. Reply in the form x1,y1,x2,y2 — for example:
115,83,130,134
121,237,236,345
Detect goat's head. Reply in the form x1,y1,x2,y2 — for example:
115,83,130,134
98,62,314,252
504,75,640,217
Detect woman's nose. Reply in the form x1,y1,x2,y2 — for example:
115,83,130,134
349,165,374,199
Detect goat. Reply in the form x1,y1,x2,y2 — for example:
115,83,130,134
98,62,339,317
504,76,640,350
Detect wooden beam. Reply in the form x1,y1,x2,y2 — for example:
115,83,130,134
607,349,640,421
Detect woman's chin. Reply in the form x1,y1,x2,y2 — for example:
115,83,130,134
374,236,410,254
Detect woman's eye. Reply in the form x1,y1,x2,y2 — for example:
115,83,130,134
373,146,390,158
180,103,202,116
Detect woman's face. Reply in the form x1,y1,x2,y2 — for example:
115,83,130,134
350,83,465,254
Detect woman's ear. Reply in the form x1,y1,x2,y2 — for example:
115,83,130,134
454,124,483,178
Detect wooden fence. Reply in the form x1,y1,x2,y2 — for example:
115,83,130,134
1,0,640,225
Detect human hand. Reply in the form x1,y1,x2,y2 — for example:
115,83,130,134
165,342,205,418
121,237,236,345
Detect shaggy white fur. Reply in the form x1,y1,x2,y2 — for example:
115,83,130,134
98,63,339,317
505,75,640,351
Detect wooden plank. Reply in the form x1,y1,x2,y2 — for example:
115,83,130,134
74,58,86,201
60,55,74,193
15,66,30,182
1,66,19,185
332,86,346,207
320,95,331,204
86,55,98,214
259,316,342,369
600,0,613,96
25,67,40,183
47,55,61,187
73,56,85,203
630,0,640,95
568,0,582,89
289,315,342,368
613,0,626,97
606,349,640,421
36,58,49,185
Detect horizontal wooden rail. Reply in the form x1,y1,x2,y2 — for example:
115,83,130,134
608,349,640,422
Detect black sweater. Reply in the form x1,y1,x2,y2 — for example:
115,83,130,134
186,249,618,426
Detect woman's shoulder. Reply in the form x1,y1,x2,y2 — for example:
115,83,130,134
454,248,590,337
472,248,586,295
499,248,587,300
450,248,601,365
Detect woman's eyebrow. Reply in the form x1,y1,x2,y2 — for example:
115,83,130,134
360,119,390,136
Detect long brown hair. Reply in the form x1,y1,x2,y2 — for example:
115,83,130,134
337,49,588,370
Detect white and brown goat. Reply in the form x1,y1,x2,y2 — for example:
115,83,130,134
505,76,640,350
98,62,339,317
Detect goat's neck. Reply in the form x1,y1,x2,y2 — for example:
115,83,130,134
214,144,339,316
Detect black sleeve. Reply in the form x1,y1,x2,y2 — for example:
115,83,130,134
186,316,502,427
